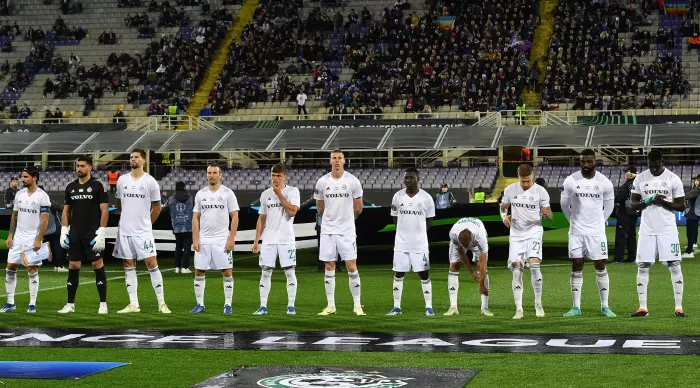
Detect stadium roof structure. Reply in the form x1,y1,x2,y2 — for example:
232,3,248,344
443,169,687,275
0,124,680,155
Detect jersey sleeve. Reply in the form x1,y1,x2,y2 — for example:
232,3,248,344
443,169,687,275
472,224,489,254
289,187,301,208
64,183,72,206
97,181,108,204
390,192,399,217
631,175,641,196
672,175,685,198
193,191,201,213
115,178,122,199
351,175,363,199
228,190,240,213
148,178,161,202
258,192,267,215
562,177,572,198
425,193,436,218
313,177,325,201
40,192,51,213
603,178,615,201
539,186,551,207
501,185,511,205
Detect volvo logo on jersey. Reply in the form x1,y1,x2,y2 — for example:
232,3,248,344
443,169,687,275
124,193,146,198
512,203,537,209
267,203,283,209
326,193,350,198
201,204,225,209
574,193,600,198
71,195,94,200
399,210,423,215
644,190,670,195
18,207,38,214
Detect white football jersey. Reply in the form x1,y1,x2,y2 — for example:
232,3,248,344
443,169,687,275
502,183,550,240
259,185,301,245
562,171,614,236
193,185,240,245
391,189,435,253
314,171,363,237
449,217,489,255
632,169,684,236
13,188,51,242
116,173,161,236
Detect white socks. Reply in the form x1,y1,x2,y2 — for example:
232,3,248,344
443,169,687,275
284,268,297,307
570,271,583,308
259,268,273,308
636,264,650,311
28,273,38,306
194,276,205,306
125,267,139,306
149,266,164,304
421,279,432,309
530,263,543,306
348,270,361,307
223,276,234,306
324,270,335,308
480,272,489,310
668,262,684,311
5,269,16,305
512,267,524,311
596,269,610,309
447,271,459,308
392,277,404,308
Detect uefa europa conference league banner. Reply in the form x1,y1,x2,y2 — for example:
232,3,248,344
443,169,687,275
0,123,127,133
216,118,478,131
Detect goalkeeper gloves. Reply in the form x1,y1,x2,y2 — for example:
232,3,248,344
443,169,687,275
643,193,657,206
90,227,106,252
60,226,70,249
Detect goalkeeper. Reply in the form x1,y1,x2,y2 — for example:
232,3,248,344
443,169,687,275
57,155,110,315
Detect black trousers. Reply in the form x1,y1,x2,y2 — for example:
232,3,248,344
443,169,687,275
614,216,637,261
46,232,66,267
686,218,698,254
297,105,307,115
174,232,192,269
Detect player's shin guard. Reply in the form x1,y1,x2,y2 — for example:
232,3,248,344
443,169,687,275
259,268,273,308
223,277,233,306
421,279,432,309
447,271,459,308
530,263,543,305
194,276,205,306
636,263,651,311
480,272,490,310
5,269,17,305
28,273,39,306
148,266,164,304
571,271,583,308
284,268,297,307
596,268,610,309
667,261,683,311
392,276,404,309
94,267,107,303
512,267,524,311
67,268,80,304
348,271,361,307
324,270,336,308
124,267,139,306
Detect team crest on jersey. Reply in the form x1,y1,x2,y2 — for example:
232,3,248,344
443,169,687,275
218,197,222,202
594,186,599,191
342,185,347,190
202,198,206,201
662,181,668,187
257,371,412,388
529,196,534,201
139,186,144,191
87,187,92,193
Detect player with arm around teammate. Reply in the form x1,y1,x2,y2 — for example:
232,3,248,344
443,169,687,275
629,150,686,318
190,165,239,315
386,168,436,316
443,217,492,316
251,164,301,315
499,164,552,319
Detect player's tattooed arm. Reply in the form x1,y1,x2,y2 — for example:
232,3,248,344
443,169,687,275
150,200,161,224
316,199,325,215
8,210,17,238
37,213,49,241
541,207,553,220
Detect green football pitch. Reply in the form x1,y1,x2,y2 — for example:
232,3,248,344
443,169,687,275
1,227,699,387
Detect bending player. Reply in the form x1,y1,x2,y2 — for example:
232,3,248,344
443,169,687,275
252,164,300,315
113,149,170,314
561,149,616,317
500,164,552,319
444,217,492,316
0,167,50,313
386,168,435,316
191,165,239,314
58,155,109,314
630,150,686,317
315,149,365,316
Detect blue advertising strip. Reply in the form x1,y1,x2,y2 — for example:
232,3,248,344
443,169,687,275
0,361,128,379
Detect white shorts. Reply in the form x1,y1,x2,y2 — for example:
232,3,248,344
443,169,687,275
195,244,233,271
7,240,46,267
636,234,682,263
319,234,357,262
568,234,608,260
393,251,430,273
508,237,542,269
448,241,481,263
259,243,297,268
113,234,157,260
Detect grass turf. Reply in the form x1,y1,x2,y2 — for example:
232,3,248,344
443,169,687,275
0,226,698,387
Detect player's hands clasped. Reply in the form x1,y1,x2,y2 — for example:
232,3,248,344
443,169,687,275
252,242,260,254
90,227,106,252
60,226,70,249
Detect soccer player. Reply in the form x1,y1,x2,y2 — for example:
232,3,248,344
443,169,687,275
0,167,51,313
314,149,365,316
443,217,492,316
500,164,552,319
113,149,170,314
630,150,686,317
57,155,109,314
190,165,239,314
560,149,616,317
251,164,300,315
386,168,435,316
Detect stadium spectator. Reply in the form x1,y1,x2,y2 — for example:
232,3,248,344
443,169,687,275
296,89,308,116
98,29,117,44
683,175,700,259
4,176,18,208
614,167,639,264
435,184,456,209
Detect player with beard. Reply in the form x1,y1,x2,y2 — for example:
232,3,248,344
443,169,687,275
630,150,686,317
560,149,616,317
57,155,109,314
113,149,171,314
